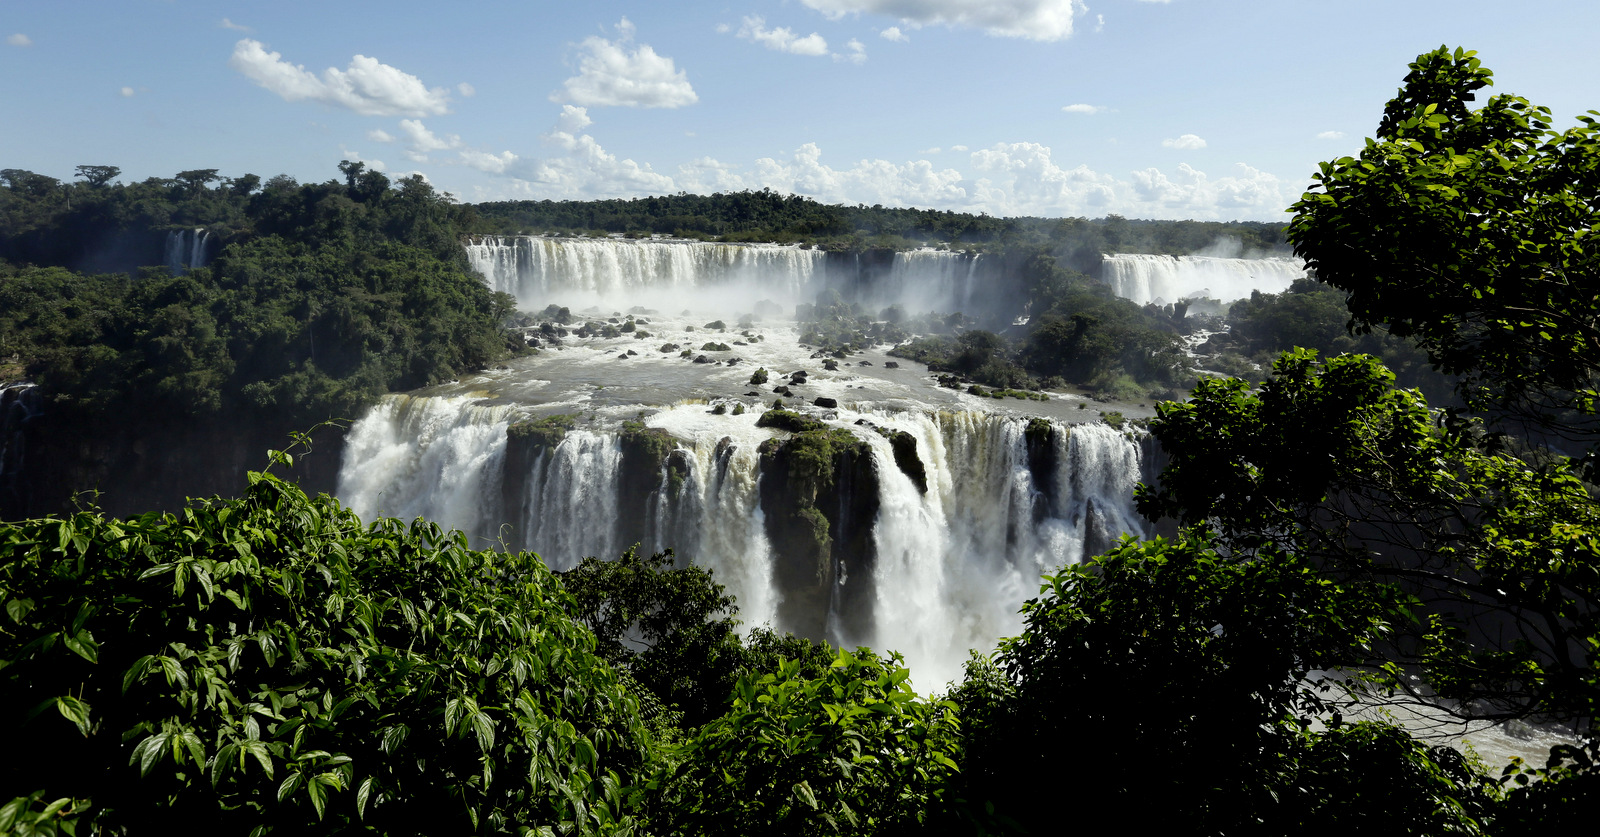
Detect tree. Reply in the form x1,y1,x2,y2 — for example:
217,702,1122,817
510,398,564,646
174,169,221,194
1288,46,1600,460
1139,349,1600,729
657,649,961,837
0,460,654,835
73,165,120,188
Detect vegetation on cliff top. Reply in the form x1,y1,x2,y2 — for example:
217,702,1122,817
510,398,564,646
0,164,523,428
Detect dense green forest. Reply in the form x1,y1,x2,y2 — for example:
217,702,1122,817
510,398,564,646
0,165,522,428
472,191,1287,260
2,47,1597,834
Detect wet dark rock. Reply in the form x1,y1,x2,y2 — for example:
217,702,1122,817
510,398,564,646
884,361,900,369
693,355,712,364
812,397,838,409
888,430,928,494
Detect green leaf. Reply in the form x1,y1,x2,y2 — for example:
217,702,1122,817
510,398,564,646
5,598,34,624
277,773,303,803
356,776,375,820
63,631,98,663
793,780,819,810
307,775,327,819
55,695,92,736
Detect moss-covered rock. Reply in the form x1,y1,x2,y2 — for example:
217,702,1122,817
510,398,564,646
757,425,880,641
617,420,680,550
502,415,578,541
755,408,827,433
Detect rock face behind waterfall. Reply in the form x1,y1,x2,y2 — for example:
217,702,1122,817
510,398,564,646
501,415,688,558
755,415,881,642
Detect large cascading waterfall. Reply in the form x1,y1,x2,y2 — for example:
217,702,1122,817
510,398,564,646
464,236,828,311
1102,253,1304,306
336,397,1146,687
165,228,212,274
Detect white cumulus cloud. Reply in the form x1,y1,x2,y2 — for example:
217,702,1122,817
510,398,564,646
460,149,518,174
554,19,698,109
119,86,135,97
368,128,395,143
1316,130,1345,140
229,39,451,117
457,82,476,98
557,105,594,133
505,110,676,198
6,33,32,47
399,119,460,153
219,18,249,32
737,16,830,56
1162,133,1207,150
880,26,909,42
800,0,1086,42
1061,103,1104,115
835,39,868,64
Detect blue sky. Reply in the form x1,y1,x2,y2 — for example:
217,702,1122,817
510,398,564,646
3,0,1597,220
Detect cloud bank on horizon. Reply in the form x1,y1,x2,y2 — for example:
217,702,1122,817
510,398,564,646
207,3,1298,221
32,0,1585,222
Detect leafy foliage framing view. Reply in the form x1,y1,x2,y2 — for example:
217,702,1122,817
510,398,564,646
4,46,1600,834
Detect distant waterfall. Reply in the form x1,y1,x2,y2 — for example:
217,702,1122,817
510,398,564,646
875,250,983,313
464,236,828,311
1102,253,1304,306
336,398,1147,687
0,382,42,518
165,228,212,274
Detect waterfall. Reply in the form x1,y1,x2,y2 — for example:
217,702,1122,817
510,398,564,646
862,413,1145,687
336,398,1147,689
464,236,828,312
517,430,624,569
1101,253,1304,306
875,250,983,313
336,395,515,545
165,228,212,274
0,383,42,518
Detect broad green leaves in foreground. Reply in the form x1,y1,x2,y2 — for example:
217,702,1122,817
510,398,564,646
0,465,652,835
